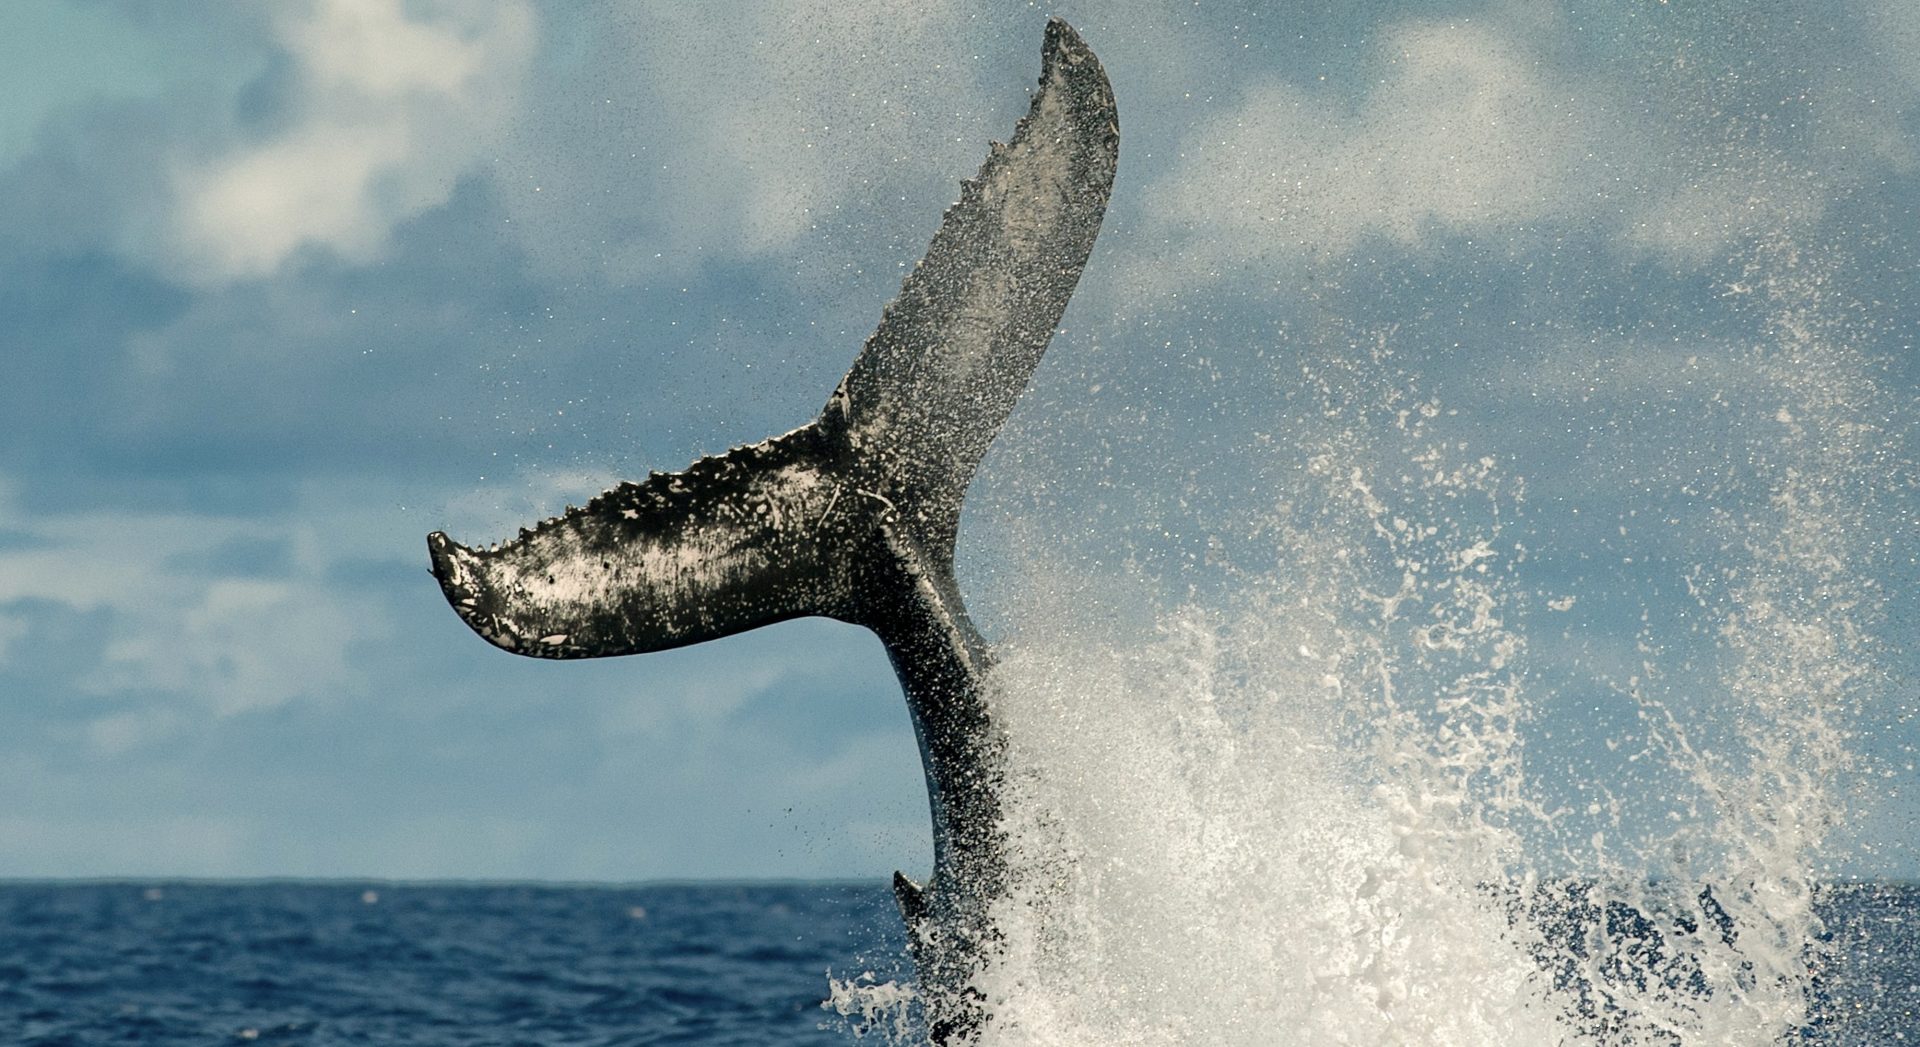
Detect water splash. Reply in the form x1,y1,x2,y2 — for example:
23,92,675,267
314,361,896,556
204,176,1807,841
976,336,1566,1045
826,971,921,1043
831,231,1907,1045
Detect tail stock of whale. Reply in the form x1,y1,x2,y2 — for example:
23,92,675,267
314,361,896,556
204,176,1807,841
428,19,1117,1041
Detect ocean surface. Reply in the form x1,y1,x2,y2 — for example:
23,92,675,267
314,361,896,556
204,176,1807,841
0,880,1912,1045
0,881,909,1046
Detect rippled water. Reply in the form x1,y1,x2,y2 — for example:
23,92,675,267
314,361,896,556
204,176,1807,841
0,881,907,1046
1,881,1912,1044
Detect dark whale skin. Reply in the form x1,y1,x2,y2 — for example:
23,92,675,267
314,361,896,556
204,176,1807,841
429,20,1117,1042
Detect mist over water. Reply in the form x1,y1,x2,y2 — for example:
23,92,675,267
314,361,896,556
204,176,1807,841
829,225,1912,1044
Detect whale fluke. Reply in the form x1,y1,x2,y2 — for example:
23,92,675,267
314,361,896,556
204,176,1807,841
427,425,856,659
429,19,1115,659
429,19,1117,1043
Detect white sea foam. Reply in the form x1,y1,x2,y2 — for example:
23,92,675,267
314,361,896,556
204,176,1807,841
817,120,1912,1022
825,228,1903,1044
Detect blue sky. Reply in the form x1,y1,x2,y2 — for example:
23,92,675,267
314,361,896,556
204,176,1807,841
1,0,1915,882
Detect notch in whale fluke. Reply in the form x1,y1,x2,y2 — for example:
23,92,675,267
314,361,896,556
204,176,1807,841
428,19,1118,657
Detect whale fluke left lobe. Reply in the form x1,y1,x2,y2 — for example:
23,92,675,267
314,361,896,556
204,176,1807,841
427,424,856,659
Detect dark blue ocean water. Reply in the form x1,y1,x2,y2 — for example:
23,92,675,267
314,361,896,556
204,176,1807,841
0,880,1913,1045
0,881,909,1046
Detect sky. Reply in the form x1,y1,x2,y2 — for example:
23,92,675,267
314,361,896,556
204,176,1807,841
1,0,1915,882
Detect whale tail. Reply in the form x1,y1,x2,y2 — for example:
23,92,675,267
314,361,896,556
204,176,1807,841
428,18,1118,658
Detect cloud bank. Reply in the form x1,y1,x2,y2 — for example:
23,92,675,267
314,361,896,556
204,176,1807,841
1136,8,1920,287
163,0,535,283
0,0,1912,882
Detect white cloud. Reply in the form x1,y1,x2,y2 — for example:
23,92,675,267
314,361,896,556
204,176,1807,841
0,484,389,731
1138,22,1640,277
490,0,1004,282
89,577,364,717
84,708,178,757
1868,0,1920,95
594,654,789,737
0,609,26,667
166,0,536,282
0,813,245,878
1130,14,1880,288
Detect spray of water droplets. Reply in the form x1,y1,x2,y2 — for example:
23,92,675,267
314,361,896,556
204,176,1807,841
823,227,1907,1044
